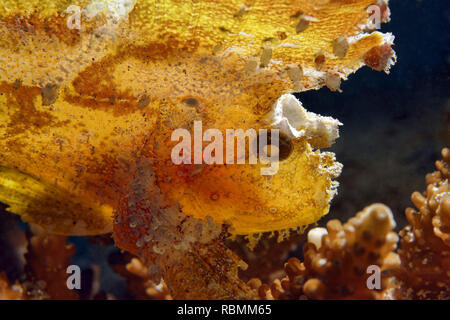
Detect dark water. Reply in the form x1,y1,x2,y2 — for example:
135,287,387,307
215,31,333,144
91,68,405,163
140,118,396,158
297,0,450,228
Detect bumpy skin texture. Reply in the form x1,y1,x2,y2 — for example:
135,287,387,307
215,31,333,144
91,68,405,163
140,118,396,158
0,0,394,236
113,158,257,299
0,0,397,299
2,150,449,300
394,148,450,300
226,232,307,283
0,225,78,300
110,253,173,300
250,204,399,300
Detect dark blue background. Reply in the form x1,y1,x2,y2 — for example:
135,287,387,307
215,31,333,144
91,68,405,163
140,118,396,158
297,0,450,226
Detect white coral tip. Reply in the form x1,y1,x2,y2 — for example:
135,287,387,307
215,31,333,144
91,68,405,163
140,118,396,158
308,227,328,250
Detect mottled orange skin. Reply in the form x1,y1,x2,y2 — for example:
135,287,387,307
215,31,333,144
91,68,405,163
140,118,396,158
364,43,394,72
0,0,396,299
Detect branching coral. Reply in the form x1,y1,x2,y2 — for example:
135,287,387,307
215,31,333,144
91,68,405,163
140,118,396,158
111,254,172,299
226,232,306,284
23,225,79,300
1,148,449,299
248,148,450,300
0,224,78,300
113,158,256,299
394,148,450,300
250,204,400,300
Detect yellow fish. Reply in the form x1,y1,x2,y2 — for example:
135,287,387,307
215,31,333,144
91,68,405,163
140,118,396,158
0,0,395,237
0,0,396,299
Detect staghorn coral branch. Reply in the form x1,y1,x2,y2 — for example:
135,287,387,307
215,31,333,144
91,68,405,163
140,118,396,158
250,148,450,300
113,158,256,299
1,148,448,300
110,254,172,300
0,272,25,300
0,0,394,237
250,204,400,300
0,0,409,300
394,148,450,300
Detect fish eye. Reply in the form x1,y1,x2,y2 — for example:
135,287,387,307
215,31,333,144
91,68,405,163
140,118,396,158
183,97,199,107
257,130,293,161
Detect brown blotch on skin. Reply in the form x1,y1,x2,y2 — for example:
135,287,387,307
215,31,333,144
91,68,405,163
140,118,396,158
287,65,303,83
0,82,66,136
41,84,60,106
233,6,247,18
2,14,83,47
277,133,294,161
183,97,199,108
12,79,22,90
314,52,326,70
137,94,150,109
364,44,393,72
245,59,258,75
277,31,287,40
67,41,200,116
68,53,137,116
